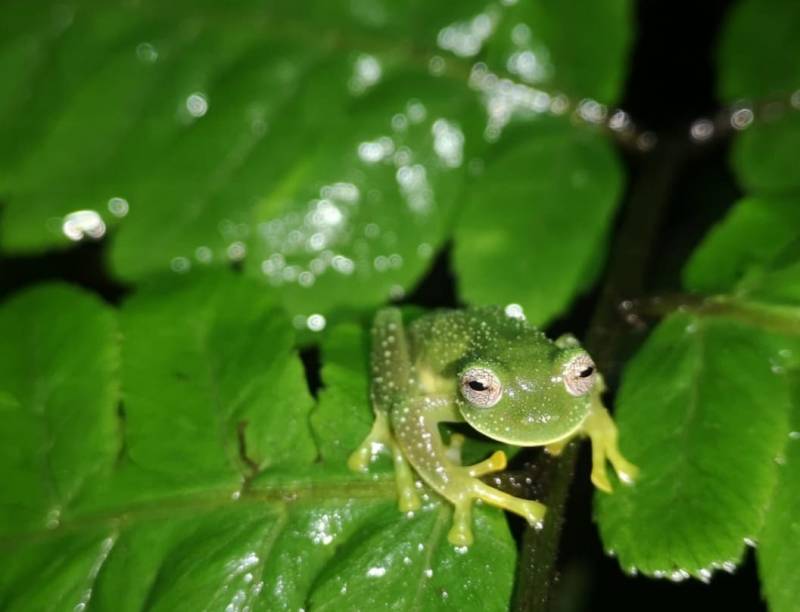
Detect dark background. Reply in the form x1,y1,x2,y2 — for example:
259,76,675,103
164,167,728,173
554,1,761,610
0,1,766,610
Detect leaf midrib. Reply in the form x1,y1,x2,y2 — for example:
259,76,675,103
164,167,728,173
0,473,397,549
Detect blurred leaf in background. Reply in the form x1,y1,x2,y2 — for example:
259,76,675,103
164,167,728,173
0,0,630,326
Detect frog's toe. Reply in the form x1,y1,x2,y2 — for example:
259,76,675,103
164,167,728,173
398,487,422,512
520,500,546,528
447,522,474,547
591,466,613,493
347,447,371,473
610,455,639,485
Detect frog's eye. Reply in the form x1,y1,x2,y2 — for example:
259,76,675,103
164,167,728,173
563,354,597,397
460,367,503,408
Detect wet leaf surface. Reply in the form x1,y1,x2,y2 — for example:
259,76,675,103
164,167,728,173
757,380,800,612
0,0,630,327
596,312,796,580
452,119,622,324
0,272,516,611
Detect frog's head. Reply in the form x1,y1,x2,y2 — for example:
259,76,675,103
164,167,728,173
453,310,597,446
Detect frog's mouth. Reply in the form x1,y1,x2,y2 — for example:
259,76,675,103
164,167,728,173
465,411,589,447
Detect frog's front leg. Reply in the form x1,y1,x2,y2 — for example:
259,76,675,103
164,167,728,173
546,376,638,492
392,396,545,547
445,433,507,477
582,393,638,492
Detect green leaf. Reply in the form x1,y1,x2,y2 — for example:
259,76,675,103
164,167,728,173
757,377,800,612
684,196,800,297
717,0,800,100
0,274,517,610
596,312,794,579
0,284,119,535
718,0,800,195
312,322,372,464
108,271,317,501
0,0,630,325
729,115,800,196
452,120,622,325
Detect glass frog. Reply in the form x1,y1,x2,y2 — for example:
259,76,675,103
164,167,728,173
348,306,638,547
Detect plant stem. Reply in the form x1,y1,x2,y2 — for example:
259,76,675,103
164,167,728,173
635,293,800,336
511,137,689,611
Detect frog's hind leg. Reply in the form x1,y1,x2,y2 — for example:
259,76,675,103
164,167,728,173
447,480,545,546
348,308,421,510
391,395,543,546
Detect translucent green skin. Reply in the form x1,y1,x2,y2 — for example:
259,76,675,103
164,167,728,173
408,306,592,445
349,305,637,547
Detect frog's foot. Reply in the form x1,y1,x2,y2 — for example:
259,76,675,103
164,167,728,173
445,479,546,546
584,405,639,493
347,412,392,473
471,480,546,527
591,442,639,493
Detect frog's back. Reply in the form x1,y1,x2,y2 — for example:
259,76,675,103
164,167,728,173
408,306,549,375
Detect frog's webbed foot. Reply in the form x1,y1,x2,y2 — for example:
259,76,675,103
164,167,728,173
348,412,422,511
583,403,639,493
446,479,546,546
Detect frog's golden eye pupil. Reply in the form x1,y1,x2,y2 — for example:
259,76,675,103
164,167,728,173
469,380,488,391
579,366,594,378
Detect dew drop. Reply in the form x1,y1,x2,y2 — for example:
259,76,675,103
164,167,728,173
185,92,209,118
366,566,386,578
62,210,106,241
307,314,326,332
136,42,158,63
504,303,525,320
170,256,191,273
107,196,129,218
690,118,714,142
730,107,754,130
